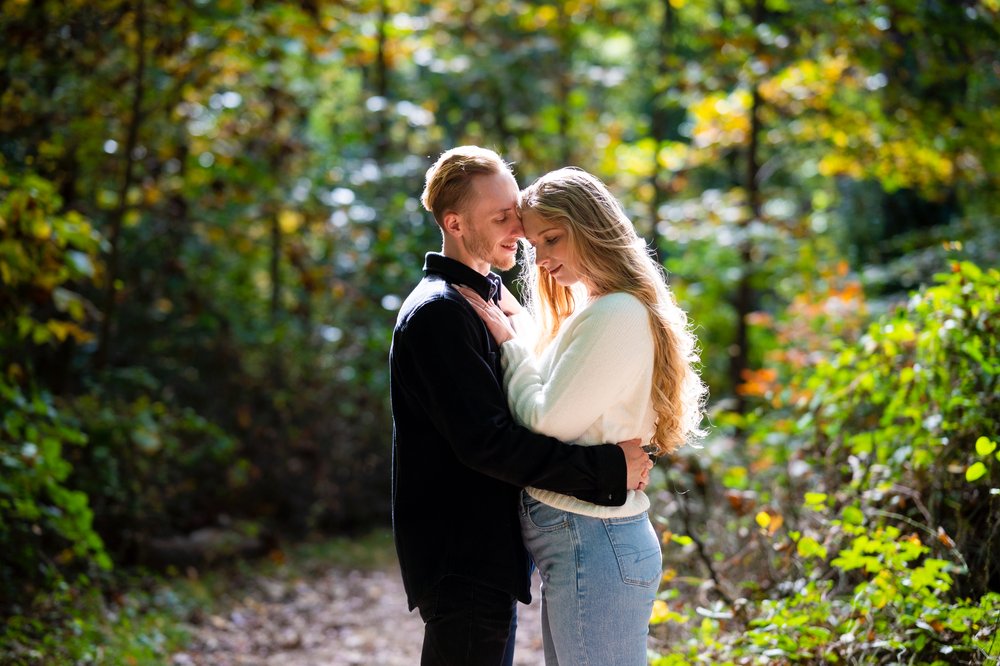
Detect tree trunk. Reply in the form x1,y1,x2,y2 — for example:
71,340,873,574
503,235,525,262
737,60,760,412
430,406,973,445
556,4,573,165
731,0,764,414
648,0,676,256
372,0,390,163
270,211,282,325
96,0,146,370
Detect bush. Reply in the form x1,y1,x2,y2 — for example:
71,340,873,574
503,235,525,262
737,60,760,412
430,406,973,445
0,374,111,612
64,372,245,561
0,166,111,610
649,262,1000,664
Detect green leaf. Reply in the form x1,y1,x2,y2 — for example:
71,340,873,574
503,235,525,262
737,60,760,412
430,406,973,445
796,536,828,560
804,492,827,506
975,436,996,457
841,505,864,525
966,462,987,482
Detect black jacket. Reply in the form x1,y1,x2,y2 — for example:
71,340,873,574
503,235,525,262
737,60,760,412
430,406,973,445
389,253,627,609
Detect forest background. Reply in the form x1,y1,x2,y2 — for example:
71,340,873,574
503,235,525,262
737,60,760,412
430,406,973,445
1,0,998,663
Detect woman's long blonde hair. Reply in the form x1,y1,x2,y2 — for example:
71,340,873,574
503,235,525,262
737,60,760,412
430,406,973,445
519,167,707,455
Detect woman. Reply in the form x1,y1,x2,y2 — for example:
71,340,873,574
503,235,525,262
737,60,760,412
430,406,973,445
459,167,707,665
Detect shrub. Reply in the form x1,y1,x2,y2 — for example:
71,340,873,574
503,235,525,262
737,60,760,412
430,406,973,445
0,166,111,609
0,374,111,611
650,262,1000,664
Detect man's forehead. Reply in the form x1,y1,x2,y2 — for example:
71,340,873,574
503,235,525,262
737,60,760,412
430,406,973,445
471,173,518,207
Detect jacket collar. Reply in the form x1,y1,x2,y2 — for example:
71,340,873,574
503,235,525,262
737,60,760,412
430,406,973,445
423,252,502,304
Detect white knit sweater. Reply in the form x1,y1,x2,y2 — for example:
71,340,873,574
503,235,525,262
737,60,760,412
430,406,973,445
501,291,655,518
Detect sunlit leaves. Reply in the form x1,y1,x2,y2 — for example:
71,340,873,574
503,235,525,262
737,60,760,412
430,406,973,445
803,492,827,509
688,89,752,150
975,436,996,457
754,509,783,535
795,535,827,560
650,599,690,625
0,168,104,347
966,462,987,482
758,54,851,114
965,432,999,483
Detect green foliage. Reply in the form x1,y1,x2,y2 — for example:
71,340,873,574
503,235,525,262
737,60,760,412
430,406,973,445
0,373,111,608
0,163,102,350
806,261,997,474
0,571,193,665
800,262,1000,593
65,376,242,555
651,263,999,663
653,522,1000,664
0,164,111,607
1,0,998,660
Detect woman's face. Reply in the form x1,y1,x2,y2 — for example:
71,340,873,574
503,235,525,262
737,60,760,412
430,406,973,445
521,208,587,290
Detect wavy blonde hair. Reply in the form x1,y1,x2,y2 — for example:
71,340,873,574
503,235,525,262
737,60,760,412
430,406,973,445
519,167,707,455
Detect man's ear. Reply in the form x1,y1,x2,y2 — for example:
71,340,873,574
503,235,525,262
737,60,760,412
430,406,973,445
442,210,462,238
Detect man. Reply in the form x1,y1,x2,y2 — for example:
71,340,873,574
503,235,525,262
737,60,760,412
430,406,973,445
389,146,653,665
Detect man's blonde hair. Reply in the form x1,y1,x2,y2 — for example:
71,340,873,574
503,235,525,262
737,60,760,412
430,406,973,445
421,146,512,226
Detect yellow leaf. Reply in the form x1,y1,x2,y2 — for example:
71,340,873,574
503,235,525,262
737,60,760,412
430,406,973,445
31,218,52,240
535,5,559,27
768,513,784,535
279,210,304,234
650,599,670,623
47,320,72,342
755,511,771,529
649,599,689,625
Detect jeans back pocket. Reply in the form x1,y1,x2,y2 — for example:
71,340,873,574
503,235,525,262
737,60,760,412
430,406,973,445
603,513,662,587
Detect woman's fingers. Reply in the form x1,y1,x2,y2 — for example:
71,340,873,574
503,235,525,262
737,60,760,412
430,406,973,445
457,292,501,330
455,286,487,308
456,285,502,317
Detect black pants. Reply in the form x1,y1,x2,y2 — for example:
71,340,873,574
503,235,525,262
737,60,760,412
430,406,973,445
417,576,518,666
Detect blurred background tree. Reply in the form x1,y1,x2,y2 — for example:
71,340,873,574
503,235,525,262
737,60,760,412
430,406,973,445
1,0,997,661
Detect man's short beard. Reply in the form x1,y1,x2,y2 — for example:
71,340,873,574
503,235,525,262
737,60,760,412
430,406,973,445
492,252,516,271
462,231,515,271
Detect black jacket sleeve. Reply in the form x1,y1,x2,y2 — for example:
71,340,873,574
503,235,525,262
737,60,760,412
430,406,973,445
395,295,627,506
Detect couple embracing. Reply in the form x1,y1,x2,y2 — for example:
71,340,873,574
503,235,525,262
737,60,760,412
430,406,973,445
389,146,707,665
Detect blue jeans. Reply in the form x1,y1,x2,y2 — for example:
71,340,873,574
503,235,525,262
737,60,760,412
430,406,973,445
520,491,661,666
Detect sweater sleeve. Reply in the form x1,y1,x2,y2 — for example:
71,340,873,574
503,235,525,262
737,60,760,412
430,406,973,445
501,294,652,443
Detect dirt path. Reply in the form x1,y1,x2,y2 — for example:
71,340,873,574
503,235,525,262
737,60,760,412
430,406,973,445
171,563,545,665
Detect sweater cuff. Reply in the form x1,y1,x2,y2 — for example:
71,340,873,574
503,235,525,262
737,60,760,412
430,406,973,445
500,338,531,375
